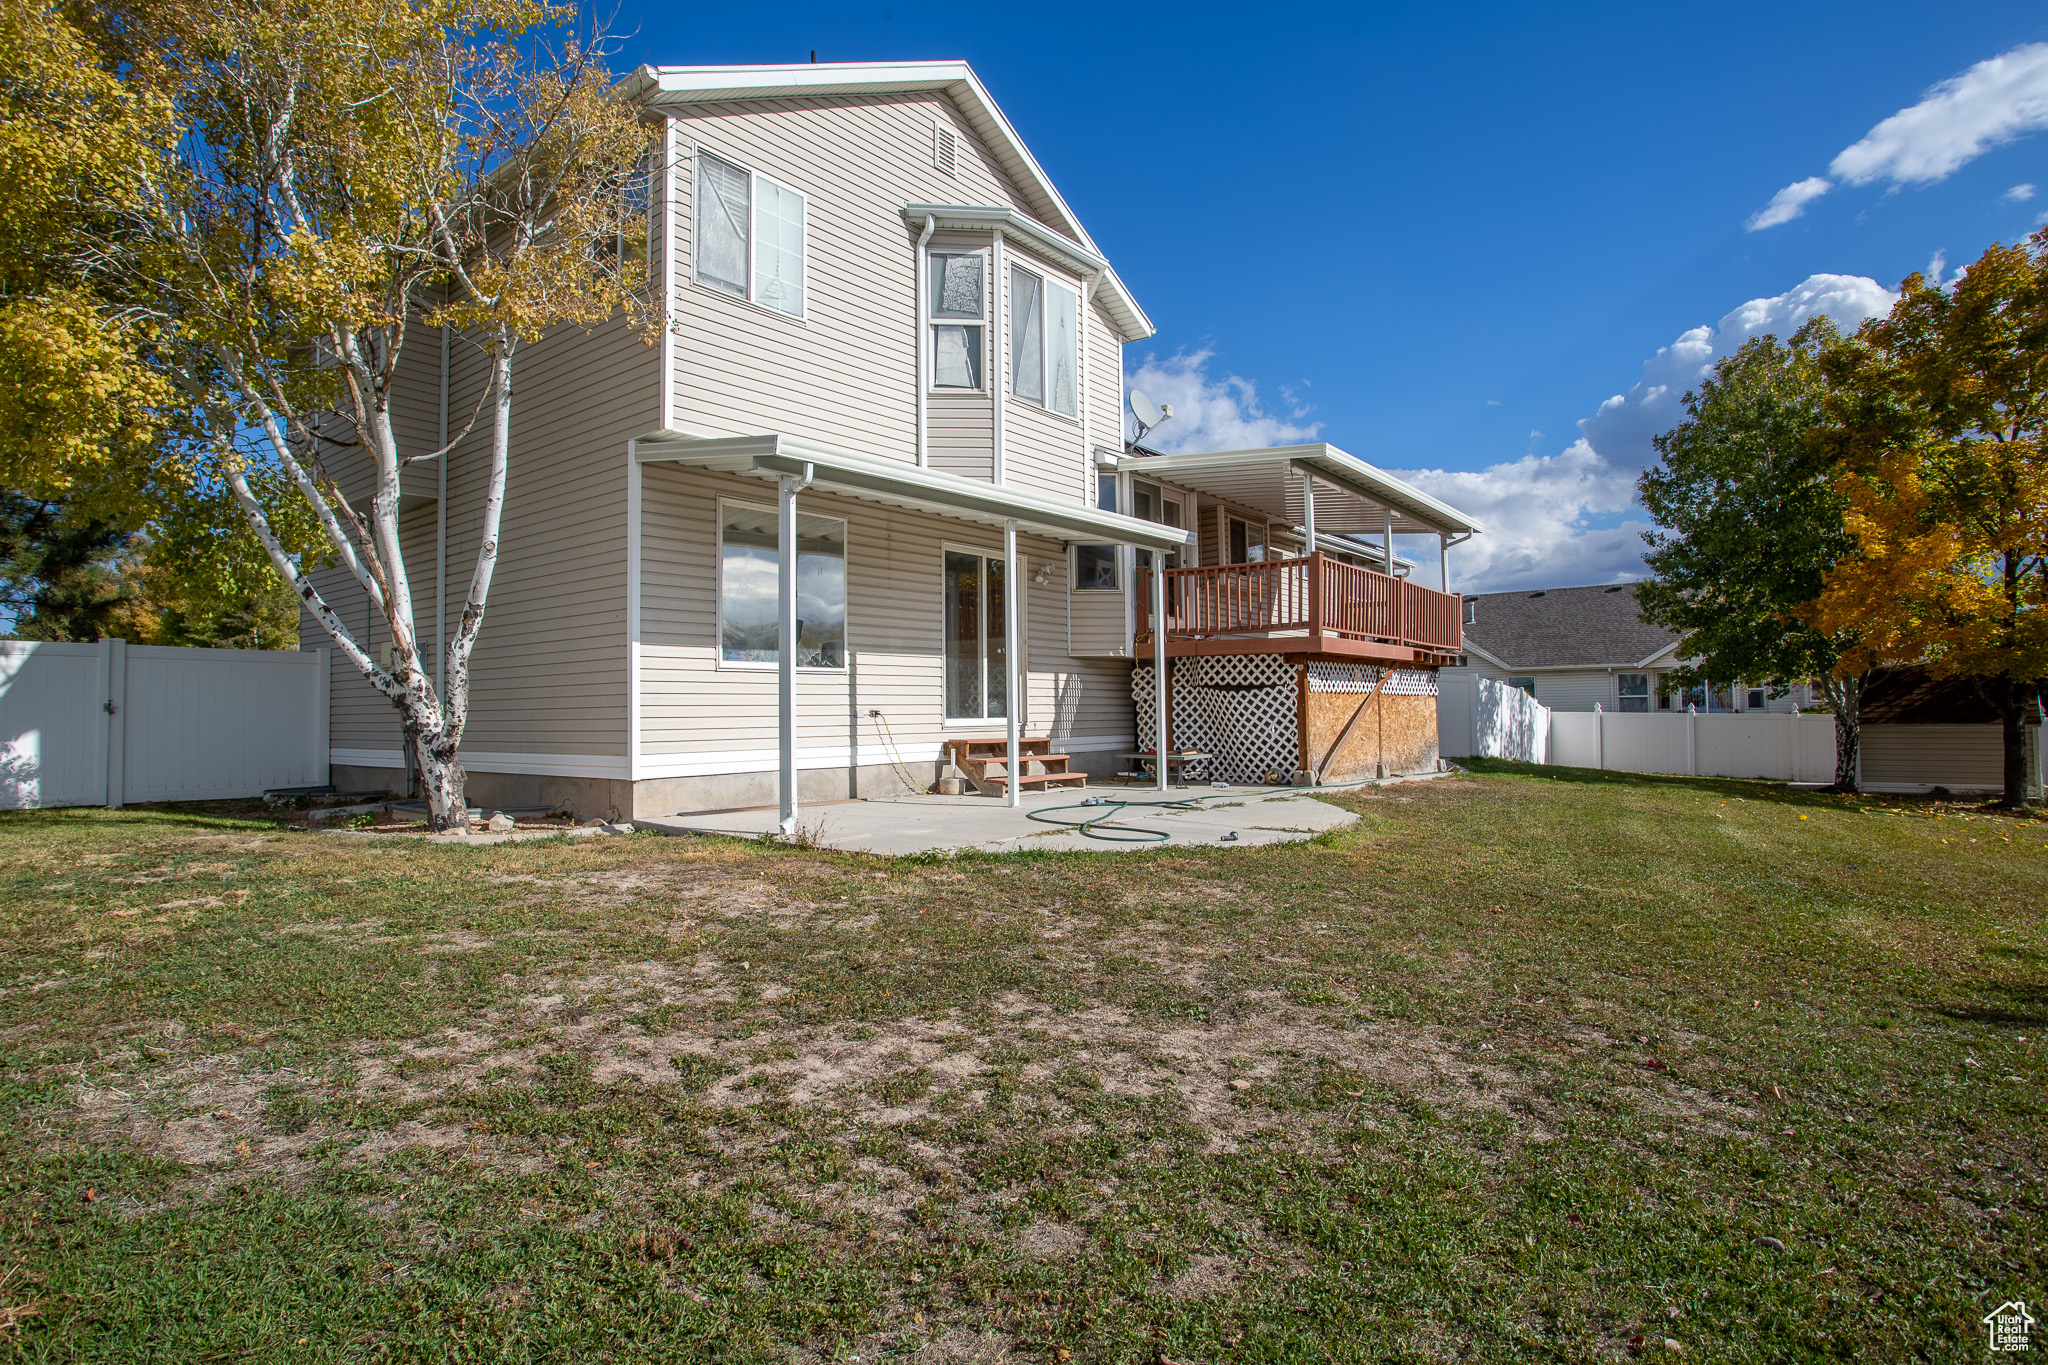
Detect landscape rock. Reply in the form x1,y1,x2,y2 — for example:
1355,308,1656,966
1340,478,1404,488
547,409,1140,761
486,812,515,833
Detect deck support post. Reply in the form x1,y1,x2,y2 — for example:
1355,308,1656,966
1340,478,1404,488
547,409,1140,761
777,465,813,837
1152,555,1169,792
1300,466,1316,549
1005,518,1022,809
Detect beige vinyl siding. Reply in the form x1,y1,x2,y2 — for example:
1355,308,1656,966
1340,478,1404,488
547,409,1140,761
927,392,992,479
313,312,655,767
1087,297,1123,457
666,94,1037,461
1861,723,2007,791
638,464,1134,769
1067,571,1129,659
1524,671,1614,712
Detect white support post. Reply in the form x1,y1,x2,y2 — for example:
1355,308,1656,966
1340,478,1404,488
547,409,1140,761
1383,506,1394,575
1439,533,1448,593
777,468,812,835
1152,557,1168,793
1004,518,1022,808
1300,467,1316,550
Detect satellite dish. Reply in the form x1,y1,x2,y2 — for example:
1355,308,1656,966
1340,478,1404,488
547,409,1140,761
1129,389,1162,434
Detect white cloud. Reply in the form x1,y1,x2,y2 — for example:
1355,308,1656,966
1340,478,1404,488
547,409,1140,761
1123,350,1321,452
1123,277,1899,593
2006,182,2037,201
1749,44,2048,229
1747,176,1833,231
1831,43,2048,185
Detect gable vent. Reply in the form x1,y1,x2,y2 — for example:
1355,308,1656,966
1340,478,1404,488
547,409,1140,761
933,123,959,177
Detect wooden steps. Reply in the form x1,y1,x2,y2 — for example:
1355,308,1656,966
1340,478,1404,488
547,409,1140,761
945,738,1087,797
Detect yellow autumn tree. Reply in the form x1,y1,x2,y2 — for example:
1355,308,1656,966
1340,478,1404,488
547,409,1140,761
1810,234,2048,808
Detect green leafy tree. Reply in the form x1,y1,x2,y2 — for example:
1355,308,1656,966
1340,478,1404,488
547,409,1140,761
1637,318,1871,790
24,0,655,829
0,493,140,641
1811,236,2048,809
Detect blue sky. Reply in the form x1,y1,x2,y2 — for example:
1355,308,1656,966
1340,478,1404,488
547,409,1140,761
613,2,2048,589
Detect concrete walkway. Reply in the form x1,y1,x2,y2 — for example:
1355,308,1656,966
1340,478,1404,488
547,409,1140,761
639,785,1362,855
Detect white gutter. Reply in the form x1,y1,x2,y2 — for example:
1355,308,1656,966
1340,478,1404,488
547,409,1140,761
914,214,935,466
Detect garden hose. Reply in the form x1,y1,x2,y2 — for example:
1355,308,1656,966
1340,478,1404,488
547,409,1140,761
1023,772,1414,844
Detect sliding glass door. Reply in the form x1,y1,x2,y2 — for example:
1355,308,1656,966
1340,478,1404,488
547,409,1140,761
943,551,1007,720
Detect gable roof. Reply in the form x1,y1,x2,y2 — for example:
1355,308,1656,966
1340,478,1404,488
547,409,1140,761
1461,582,1677,670
621,61,1153,340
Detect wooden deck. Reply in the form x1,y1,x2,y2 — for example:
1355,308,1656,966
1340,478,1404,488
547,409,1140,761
1135,553,1464,665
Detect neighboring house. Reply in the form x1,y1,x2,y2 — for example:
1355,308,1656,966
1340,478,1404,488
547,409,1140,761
1447,582,1816,714
310,60,1482,819
1858,665,2043,796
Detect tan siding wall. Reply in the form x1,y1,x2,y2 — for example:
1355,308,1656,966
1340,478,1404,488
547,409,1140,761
1862,723,2007,791
927,392,992,479
1087,297,1123,455
665,94,1035,461
1068,578,1129,659
313,313,657,770
638,464,1134,777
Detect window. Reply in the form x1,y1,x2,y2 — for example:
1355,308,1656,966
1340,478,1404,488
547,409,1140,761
695,151,806,317
928,251,985,389
1008,264,1079,417
719,502,845,668
1668,682,1706,711
1617,673,1650,713
1132,481,1185,572
1075,474,1119,589
1228,517,1266,564
1463,597,1478,626
944,551,1006,719
1509,676,1537,696
1747,687,1767,710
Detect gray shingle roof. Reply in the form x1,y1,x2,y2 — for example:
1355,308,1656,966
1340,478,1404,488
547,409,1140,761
1461,582,1677,669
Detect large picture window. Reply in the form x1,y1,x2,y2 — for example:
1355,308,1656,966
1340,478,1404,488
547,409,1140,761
944,550,1006,719
929,251,985,389
720,502,845,668
696,151,806,318
1008,263,1079,417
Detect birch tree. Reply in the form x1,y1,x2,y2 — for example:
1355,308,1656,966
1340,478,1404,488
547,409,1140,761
116,0,652,829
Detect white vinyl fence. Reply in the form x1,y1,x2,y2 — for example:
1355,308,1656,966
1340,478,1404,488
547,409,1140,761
1439,672,1551,763
1549,709,1836,783
0,639,328,809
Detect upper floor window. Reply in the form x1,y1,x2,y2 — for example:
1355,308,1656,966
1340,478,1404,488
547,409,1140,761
1009,264,1079,417
696,151,806,318
929,251,985,389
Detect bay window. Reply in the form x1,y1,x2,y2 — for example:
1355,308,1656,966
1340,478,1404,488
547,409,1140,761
695,151,807,318
1008,263,1079,417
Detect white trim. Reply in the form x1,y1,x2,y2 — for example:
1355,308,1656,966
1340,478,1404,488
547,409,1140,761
330,748,631,779
635,733,1133,780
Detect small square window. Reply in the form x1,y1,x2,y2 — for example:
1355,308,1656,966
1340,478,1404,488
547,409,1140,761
1509,676,1537,697
1747,688,1766,710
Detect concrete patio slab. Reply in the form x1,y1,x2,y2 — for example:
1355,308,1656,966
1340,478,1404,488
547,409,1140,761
639,784,1364,855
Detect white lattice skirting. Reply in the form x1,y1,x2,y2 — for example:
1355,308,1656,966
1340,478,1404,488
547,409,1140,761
1133,656,1300,785
1305,662,1439,696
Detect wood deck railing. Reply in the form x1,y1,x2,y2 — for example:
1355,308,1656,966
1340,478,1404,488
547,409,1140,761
1135,552,1464,656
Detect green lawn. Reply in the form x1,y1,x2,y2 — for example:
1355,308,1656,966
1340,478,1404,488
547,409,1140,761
1,765,2042,1362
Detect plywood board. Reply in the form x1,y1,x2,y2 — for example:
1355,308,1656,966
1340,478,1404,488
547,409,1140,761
1304,691,1439,780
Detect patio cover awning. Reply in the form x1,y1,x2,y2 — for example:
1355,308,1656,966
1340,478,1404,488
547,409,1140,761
1118,444,1484,538
632,430,1196,551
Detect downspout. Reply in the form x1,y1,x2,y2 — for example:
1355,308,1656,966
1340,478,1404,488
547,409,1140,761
777,462,815,836
914,214,935,466
991,230,1006,485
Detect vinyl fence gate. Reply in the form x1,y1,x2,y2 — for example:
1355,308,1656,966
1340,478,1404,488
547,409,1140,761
0,639,329,809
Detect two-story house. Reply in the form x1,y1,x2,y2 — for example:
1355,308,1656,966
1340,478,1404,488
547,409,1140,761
315,61,1482,822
